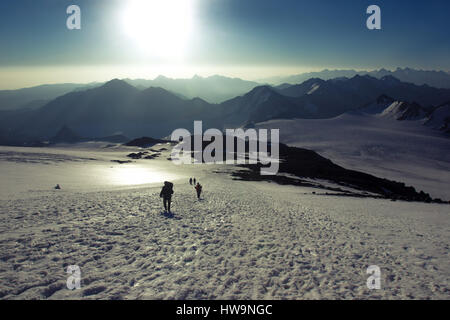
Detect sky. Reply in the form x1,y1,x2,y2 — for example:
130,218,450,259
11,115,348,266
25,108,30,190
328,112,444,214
0,0,449,89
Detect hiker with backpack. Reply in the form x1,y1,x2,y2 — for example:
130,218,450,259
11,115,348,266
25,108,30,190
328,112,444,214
195,182,202,200
160,181,174,213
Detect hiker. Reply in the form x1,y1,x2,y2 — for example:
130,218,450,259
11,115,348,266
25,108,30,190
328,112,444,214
189,177,192,185
195,182,202,199
160,181,174,213
193,177,196,185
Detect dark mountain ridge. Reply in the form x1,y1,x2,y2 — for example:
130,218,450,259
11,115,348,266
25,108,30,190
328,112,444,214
2,75,450,146
263,67,450,89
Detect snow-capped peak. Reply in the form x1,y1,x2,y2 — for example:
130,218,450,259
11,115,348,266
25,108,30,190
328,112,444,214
307,83,321,95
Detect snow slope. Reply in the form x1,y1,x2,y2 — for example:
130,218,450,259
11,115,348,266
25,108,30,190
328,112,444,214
0,145,449,299
425,104,450,132
256,114,450,200
0,143,181,200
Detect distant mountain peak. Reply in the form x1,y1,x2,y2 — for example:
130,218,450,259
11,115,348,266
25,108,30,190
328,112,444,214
101,79,136,90
142,86,174,95
50,125,82,144
351,74,376,81
381,75,401,82
104,78,122,85
304,77,326,84
248,85,275,96
356,95,428,122
380,100,426,121
155,75,170,81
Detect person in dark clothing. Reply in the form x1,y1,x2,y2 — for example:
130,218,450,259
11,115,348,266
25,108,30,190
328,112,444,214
195,182,202,199
193,177,196,185
189,178,192,185
160,181,174,212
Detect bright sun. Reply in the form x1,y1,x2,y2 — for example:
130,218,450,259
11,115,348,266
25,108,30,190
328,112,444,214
121,0,195,59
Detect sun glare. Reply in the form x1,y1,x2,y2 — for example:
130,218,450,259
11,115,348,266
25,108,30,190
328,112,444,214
108,165,178,186
121,0,195,59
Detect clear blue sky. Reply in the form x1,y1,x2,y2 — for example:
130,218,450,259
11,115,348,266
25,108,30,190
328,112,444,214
0,0,449,88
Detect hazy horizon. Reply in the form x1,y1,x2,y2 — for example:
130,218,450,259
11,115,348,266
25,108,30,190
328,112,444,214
1,66,450,91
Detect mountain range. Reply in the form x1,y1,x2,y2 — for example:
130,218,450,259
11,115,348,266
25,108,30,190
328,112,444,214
1,75,450,145
1,79,220,141
262,68,450,89
350,94,449,133
0,82,102,111
274,75,450,114
2,68,450,113
3,68,450,112
0,75,260,111
125,75,260,103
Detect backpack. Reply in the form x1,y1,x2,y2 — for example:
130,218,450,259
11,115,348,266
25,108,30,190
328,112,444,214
161,181,174,198
165,181,173,189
